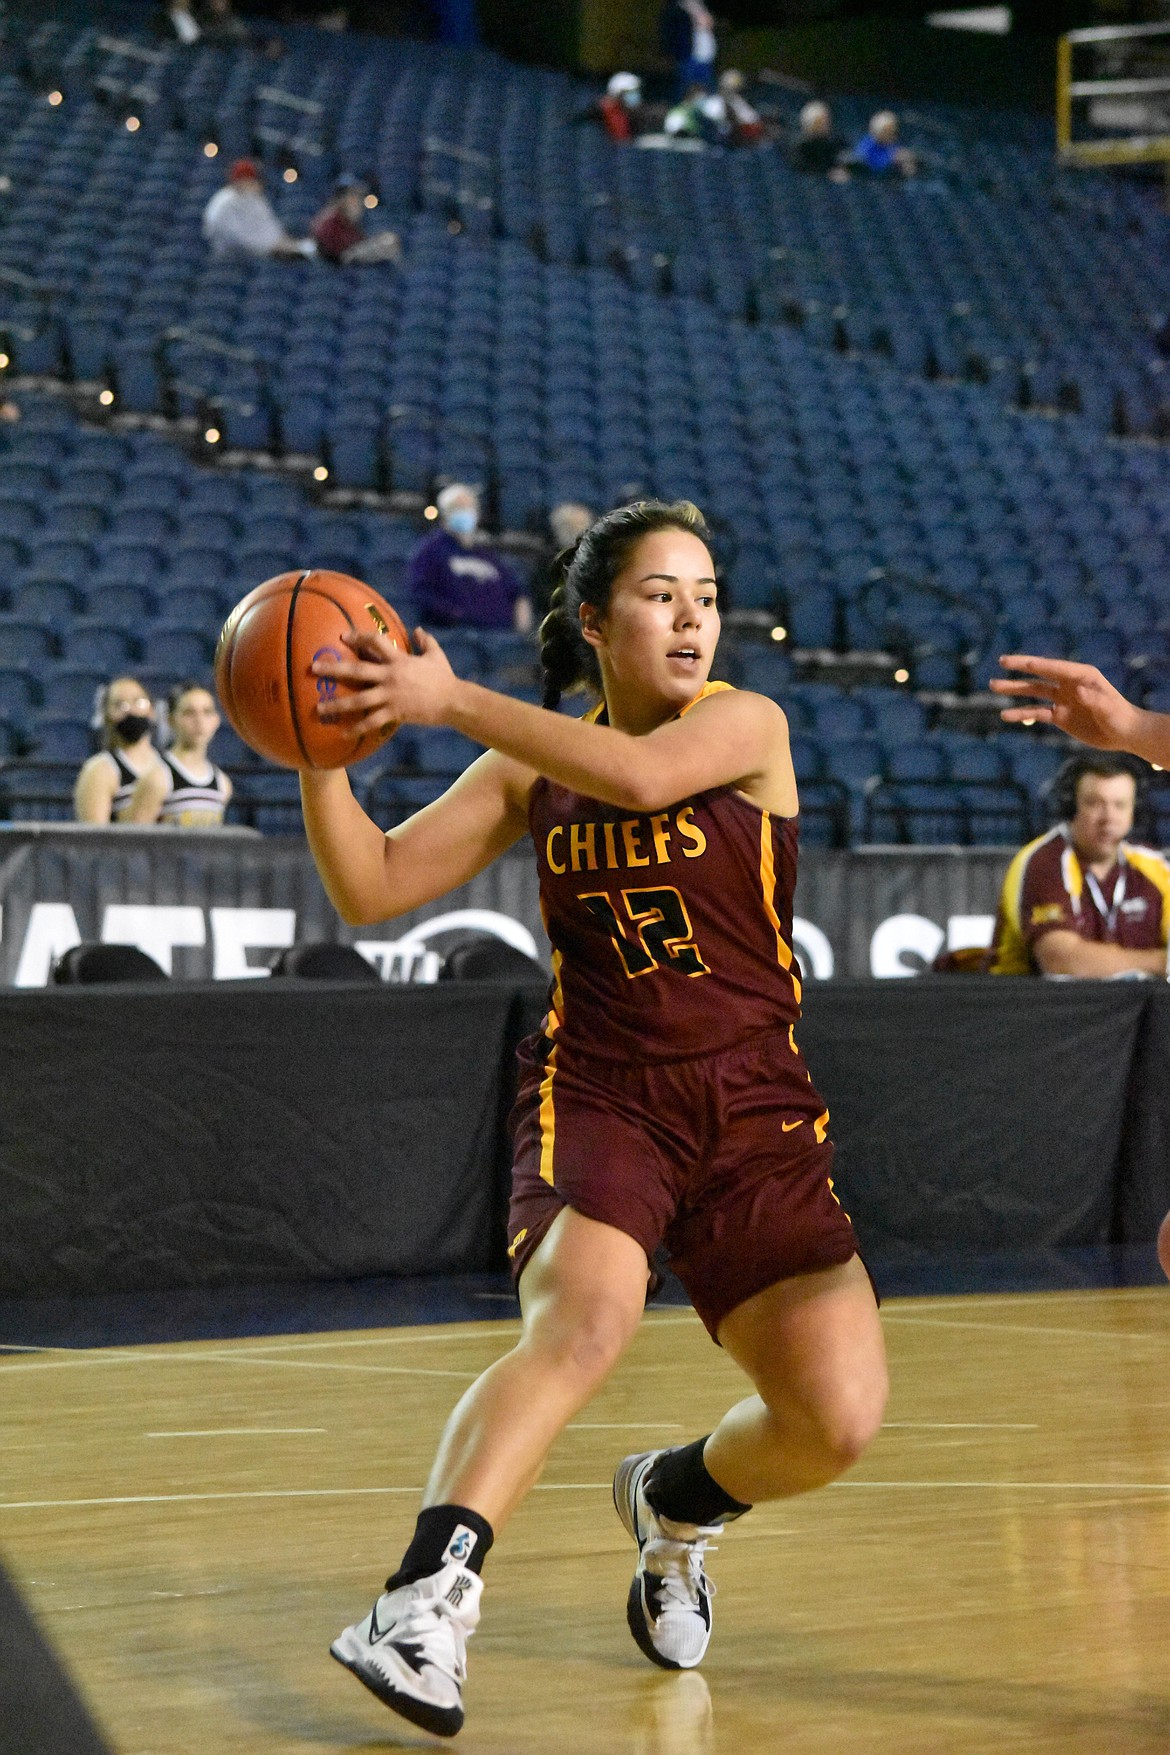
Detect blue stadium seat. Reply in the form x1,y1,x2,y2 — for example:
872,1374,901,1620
0,669,39,729
10,580,82,621
413,725,482,777
58,625,139,671
138,627,214,673
0,618,55,667
885,745,947,783
25,714,93,765
39,666,107,718
82,584,157,624
788,734,825,783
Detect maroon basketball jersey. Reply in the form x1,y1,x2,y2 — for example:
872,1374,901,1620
529,684,804,1064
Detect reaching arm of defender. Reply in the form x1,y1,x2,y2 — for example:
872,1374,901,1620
312,628,796,815
300,753,533,926
991,655,1170,767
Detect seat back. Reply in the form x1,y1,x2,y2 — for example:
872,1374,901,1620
52,943,169,984
268,943,381,982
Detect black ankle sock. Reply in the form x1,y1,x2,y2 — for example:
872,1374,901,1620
645,1437,752,1527
386,1504,495,1591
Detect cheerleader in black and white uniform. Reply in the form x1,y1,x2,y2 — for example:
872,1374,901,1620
73,676,164,823
127,681,232,827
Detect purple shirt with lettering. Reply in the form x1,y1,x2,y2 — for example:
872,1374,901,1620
406,529,523,629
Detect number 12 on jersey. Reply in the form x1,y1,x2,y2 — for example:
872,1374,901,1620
579,886,710,979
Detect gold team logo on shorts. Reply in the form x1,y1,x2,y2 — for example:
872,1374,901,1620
506,1228,528,1259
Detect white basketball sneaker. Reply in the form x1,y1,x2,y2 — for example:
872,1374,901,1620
614,1450,721,1670
330,1560,482,1738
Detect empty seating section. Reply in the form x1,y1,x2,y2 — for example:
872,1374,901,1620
0,6,1166,843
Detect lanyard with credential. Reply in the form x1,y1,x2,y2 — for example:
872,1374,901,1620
1084,863,1127,936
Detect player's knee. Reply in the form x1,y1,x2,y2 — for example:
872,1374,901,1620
815,1402,882,1474
755,1370,886,1485
528,1302,636,1385
811,1373,887,1473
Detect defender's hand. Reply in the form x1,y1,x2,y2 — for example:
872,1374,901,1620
989,654,1144,752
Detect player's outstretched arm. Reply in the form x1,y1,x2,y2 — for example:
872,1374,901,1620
300,755,532,927
313,628,793,813
990,654,1170,766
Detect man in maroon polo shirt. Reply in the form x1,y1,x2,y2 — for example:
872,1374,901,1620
991,754,1170,976
310,175,401,265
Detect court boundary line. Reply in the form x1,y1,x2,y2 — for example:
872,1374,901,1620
5,1476,1170,1512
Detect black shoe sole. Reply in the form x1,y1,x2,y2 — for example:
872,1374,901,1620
330,1646,464,1738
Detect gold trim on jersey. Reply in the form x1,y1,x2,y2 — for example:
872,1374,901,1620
677,679,734,716
1124,844,1170,943
991,827,1061,975
537,940,564,1182
758,809,802,1005
537,1044,558,1187
583,678,734,728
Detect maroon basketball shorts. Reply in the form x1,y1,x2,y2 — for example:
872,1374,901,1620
506,1026,860,1339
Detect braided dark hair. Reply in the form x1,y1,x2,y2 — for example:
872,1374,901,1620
538,499,711,710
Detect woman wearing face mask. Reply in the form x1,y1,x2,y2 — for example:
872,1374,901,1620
405,484,533,634
73,676,164,824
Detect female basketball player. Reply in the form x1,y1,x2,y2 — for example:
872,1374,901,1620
126,681,232,827
302,500,888,1738
73,675,163,824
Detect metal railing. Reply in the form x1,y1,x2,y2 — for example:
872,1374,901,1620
862,775,1033,846
857,565,997,683
0,759,470,832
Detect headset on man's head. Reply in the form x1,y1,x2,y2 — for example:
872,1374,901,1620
1047,752,1149,827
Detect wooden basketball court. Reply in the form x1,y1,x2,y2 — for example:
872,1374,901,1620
4,1285,1170,1754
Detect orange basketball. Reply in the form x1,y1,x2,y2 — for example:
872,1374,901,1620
214,570,411,770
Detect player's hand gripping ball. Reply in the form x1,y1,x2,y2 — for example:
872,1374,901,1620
215,570,411,769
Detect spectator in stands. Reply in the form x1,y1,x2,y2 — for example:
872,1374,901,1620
598,73,644,142
549,501,594,554
660,0,717,96
407,485,533,634
709,70,767,147
201,160,316,262
664,86,721,145
310,175,402,265
989,753,1170,976
126,682,233,828
793,101,849,180
73,677,164,825
848,111,918,178
536,502,596,614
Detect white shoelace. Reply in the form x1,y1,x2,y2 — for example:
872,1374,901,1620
643,1535,719,1609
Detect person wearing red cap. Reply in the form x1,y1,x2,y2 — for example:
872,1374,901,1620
201,158,315,260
